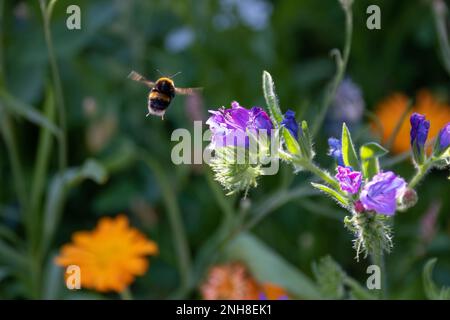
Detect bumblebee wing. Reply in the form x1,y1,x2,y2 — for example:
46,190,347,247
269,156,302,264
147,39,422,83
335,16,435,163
128,70,155,88
175,87,203,95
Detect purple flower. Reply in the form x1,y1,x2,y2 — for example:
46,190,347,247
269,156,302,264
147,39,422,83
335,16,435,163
206,101,273,148
328,137,344,166
281,109,299,139
360,171,406,216
335,166,362,194
437,122,450,154
410,113,430,162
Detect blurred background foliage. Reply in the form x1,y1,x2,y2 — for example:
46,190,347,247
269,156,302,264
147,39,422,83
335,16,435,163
0,0,449,299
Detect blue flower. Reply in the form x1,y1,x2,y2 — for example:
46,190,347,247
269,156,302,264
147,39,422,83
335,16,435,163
436,122,450,155
410,113,430,163
281,109,299,139
328,137,344,166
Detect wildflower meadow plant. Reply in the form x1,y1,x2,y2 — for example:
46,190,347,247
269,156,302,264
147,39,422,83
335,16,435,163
206,71,450,265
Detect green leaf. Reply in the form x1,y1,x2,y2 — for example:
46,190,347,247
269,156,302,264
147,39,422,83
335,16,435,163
300,120,314,159
360,142,387,179
225,232,322,299
262,71,283,126
423,258,450,300
311,182,350,208
42,253,64,300
41,159,108,253
282,127,301,155
341,123,359,169
360,142,388,160
0,89,61,137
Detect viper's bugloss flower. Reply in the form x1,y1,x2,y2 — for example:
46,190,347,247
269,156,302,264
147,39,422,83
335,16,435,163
436,122,450,155
206,102,275,195
206,101,273,149
410,113,430,163
55,215,158,293
281,109,299,139
328,137,344,166
360,171,406,216
335,166,362,194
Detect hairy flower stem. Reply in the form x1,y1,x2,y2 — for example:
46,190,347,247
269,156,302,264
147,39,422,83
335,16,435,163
408,159,434,189
311,0,353,137
295,158,341,191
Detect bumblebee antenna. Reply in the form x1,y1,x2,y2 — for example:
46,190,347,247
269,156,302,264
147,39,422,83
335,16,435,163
155,69,164,77
169,71,182,79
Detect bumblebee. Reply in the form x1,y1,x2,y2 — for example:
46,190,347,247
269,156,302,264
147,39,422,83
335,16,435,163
128,70,201,119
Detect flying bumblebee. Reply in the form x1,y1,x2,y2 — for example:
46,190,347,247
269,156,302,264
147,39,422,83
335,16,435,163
128,70,202,119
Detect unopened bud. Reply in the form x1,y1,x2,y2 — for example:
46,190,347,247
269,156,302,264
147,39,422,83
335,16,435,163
354,200,365,213
398,188,418,211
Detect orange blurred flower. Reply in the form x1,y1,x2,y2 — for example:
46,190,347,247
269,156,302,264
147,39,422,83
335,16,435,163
259,283,289,300
373,90,450,154
55,215,158,293
200,262,289,300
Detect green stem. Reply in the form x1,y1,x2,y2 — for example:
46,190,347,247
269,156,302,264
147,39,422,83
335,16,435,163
432,0,450,77
39,0,67,171
141,153,192,292
296,158,341,191
408,159,434,189
370,249,386,299
311,0,353,137
30,90,55,252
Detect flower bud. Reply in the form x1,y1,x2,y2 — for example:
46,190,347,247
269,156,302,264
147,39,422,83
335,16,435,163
397,188,418,211
433,122,450,157
410,113,430,165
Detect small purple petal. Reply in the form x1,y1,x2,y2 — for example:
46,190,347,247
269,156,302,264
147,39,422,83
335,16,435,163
335,166,362,194
328,137,344,166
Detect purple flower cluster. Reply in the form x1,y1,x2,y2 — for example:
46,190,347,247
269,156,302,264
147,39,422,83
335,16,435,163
335,166,361,194
206,101,273,148
359,171,406,216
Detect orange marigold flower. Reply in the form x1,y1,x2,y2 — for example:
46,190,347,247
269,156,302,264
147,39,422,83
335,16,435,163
373,90,450,154
259,283,289,300
200,262,259,300
55,214,158,293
